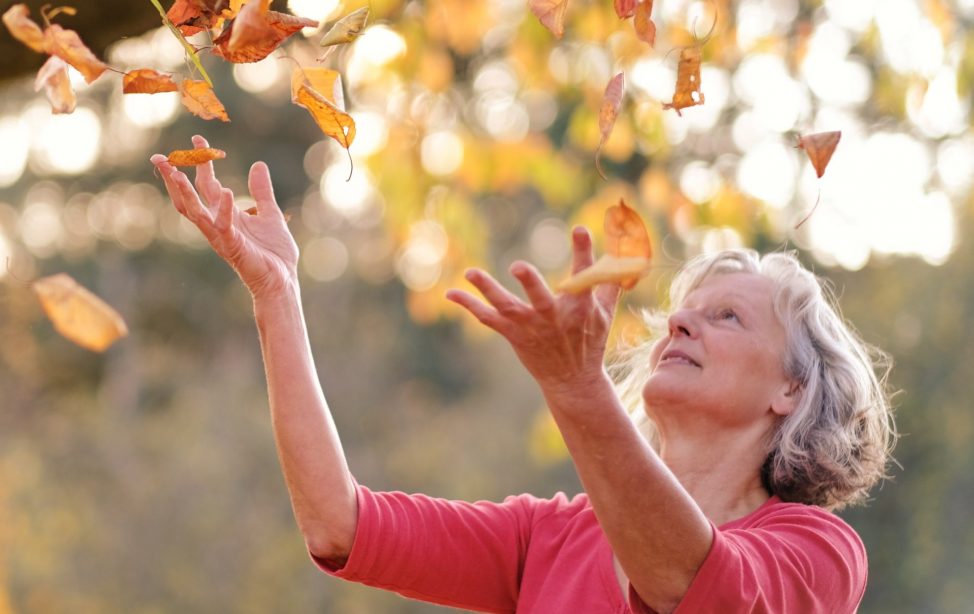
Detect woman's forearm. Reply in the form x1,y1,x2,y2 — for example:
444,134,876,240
541,374,712,613
253,283,357,561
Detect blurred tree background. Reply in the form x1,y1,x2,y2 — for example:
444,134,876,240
1,0,972,612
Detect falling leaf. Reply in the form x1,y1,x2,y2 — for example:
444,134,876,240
319,6,370,47
165,0,232,35
294,83,355,149
34,56,76,114
529,0,568,39
149,0,214,86
614,0,636,19
33,273,128,352
604,198,652,289
557,256,652,294
596,72,625,180
167,147,227,166
290,67,343,107
212,7,318,63
2,4,46,52
663,46,704,115
179,79,230,122
797,131,841,178
122,69,179,94
43,24,107,84
633,0,656,47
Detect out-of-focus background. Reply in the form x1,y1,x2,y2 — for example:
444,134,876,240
1,0,972,612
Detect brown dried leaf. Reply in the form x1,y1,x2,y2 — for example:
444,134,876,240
614,0,636,19
212,8,318,63
633,0,656,47
295,82,355,149
663,46,704,115
44,24,107,84
797,131,841,178
167,147,227,166
557,256,652,294
34,56,76,114
529,0,568,39
319,6,369,47
2,4,47,52
596,72,625,180
123,69,179,94
33,273,128,352
179,79,230,122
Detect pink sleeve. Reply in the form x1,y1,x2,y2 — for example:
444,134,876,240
311,484,549,613
628,506,867,614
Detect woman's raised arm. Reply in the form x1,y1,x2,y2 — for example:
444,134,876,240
151,136,357,563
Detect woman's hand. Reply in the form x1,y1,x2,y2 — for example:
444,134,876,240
447,226,621,397
150,135,299,300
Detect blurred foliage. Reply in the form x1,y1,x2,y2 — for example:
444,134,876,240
1,0,973,612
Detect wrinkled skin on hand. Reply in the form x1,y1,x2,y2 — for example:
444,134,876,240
447,227,621,397
151,135,299,300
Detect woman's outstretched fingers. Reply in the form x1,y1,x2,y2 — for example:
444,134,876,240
571,226,595,274
510,262,556,317
463,268,527,319
192,134,222,207
215,187,235,234
445,289,504,332
248,161,277,216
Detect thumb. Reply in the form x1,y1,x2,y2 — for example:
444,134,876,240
248,161,278,215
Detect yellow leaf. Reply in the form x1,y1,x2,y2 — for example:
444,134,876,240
318,7,369,47
179,79,231,122
167,147,227,166
557,255,652,294
295,82,355,149
33,273,128,352
290,67,343,107
663,46,704,115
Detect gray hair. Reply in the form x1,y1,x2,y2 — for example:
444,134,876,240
611,249,897,510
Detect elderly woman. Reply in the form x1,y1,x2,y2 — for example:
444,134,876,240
151,138,895,614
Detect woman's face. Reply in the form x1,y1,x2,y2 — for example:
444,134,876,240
643,272,796,430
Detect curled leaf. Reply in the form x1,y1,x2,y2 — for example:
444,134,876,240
295,83,355,148
167,147,227,166
529,0,568,39
44,24,107,84
633,0,656,47
604,198,652,289
212,7,318,63
290,67,343,106
122,69,179,94
614,0,636,19
596,72,625,180
663,46,704,115
2,4,46,52
179,79,230,122
34,56,76,114
797,131,841,178
557,256,652,294
319,6,369,47
33,273,129,352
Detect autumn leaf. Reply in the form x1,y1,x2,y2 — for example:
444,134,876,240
123,69,179,94
596,72,625,180
34,56,76,114
167,147,227,166
43,24,107,84
558,256,651,294
165,0,233,35
179,79,230,122
797,131,841,178
633,0,656,47
529,0,568,39
33,273,128,352
319,6,370,47
290,67,343,107
212,6,318,63
663,46,704,115
2,4,46,52
614,0,636,19
295,84,355,148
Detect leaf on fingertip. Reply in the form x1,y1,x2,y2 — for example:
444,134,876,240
596,72,625,180
557,256,652,294
166,147,227,166
34,56,76,114
529,0,568,38
123,69,179,94
797,130,841,178
318,6,369,47
179,79,230,122
663,46,704,115
633,0,656,47
33,273,128,352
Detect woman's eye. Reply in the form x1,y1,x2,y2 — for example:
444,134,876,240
716,309,739,322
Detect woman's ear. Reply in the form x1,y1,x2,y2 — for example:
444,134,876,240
771,379,801,417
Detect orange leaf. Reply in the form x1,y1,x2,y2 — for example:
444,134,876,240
2,4,46,52
34,56,76,114
663,46,704,115
294,82,355,149
633,0,656,47
604,198,653,289
33,273,128,352
179,79,230,122
290,67,343,107
557,256,651,294
43,24,107,84
167,147,227,166
212,8,318,63
122,69,179,94
529,0,568,38
614,0,636,19
166,0,227,35
596,72,625,180
797,131,841,178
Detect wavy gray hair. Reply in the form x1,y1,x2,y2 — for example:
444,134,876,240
611,249,897,510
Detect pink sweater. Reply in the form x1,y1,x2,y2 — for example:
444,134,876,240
315,485,867,613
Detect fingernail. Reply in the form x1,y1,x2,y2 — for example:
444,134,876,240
149,154,166,164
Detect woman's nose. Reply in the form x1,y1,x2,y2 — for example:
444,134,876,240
667,308,698,338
